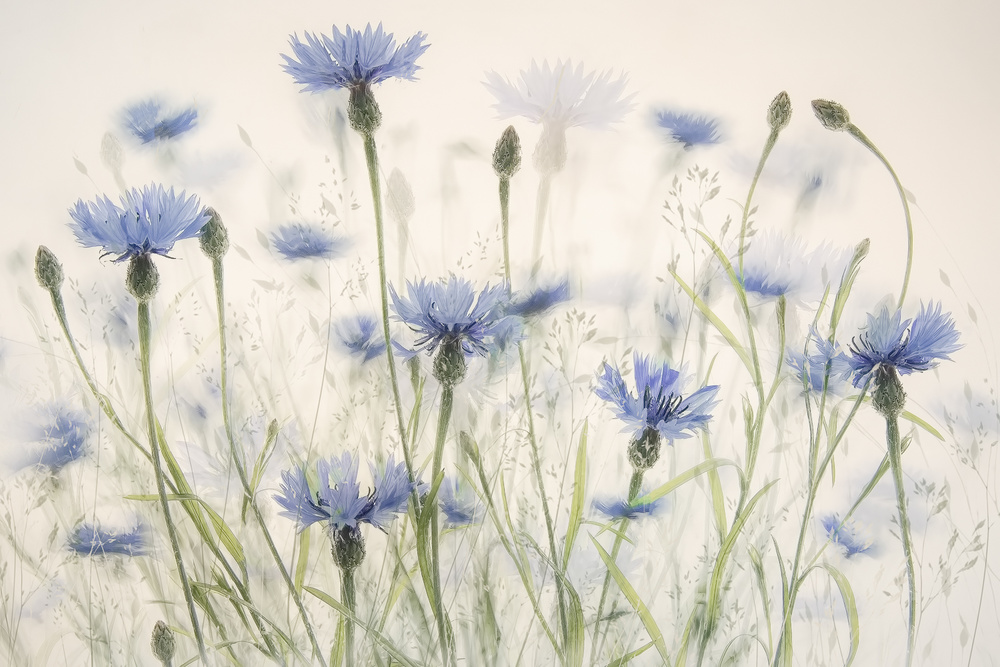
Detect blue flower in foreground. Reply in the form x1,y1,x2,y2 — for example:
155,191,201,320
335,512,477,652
334,315,386,363
25,404,90,472
821,514,874,558
786,332,853,394
68,523,147,557
846,302,961,388
281,23,429,94
274,453,415,535
440,477,484,526
593,493,666,521
595,352,720,443
69,184,210,262
271,223,348,261
506,280,571,318
122,100,198,144
655,110,722,149
390,275,511,357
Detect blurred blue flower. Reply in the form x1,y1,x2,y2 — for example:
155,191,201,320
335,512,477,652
655,110,721,149
592,493,666,521
68,523,147,557
26,403,90,472
821,514,874,558
274,452,415,534
847,302,961,388
506,279,570,318
122,100,198,144
786,331,853,394
595,352,720,443
734,231,851,303
334,315,386,363
439,477,484,526
390,275,511,356
68,184,210,262
281,23,429,93
271,223,347,261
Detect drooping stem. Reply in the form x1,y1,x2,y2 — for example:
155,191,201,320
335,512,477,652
341,567,357,667
885,414,917,667
210,257,324,663
430,383,457,667
137,301,207,663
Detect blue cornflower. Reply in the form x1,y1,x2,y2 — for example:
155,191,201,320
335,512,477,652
734,231,851,303
786,331,853,395
68,184,210,262
334,315,386,363
439,477,484,526
26,403,90,472
592,493,666,521
122,100,198,144
68,523,147,557
846,302,961,388
821,514,874,558
655,110,722,149
506,279,571,318
281,23,429,94
271,223,348,261
390,275,511,357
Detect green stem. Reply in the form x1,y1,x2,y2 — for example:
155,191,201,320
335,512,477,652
845,124,913,309
430,383,456,667
342,567,357,667
885,414,917,667
738,129,779,277
137,301,207,663
211,258,324,663
500,177,511,283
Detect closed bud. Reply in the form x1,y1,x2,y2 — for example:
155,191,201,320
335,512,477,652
35,246,64,291
767,91,792,131
627,427,662,472
150,620,176,663
126,254,160,302
493,125,522,179
811,99,851,131
348,85,382,136
332,526,366,572
432,339,467,387
199,207,229,259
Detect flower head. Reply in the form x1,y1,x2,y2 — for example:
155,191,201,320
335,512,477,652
122,99,198,144
505,279,570,319
68,184,209,262
846,302,961,388
281,23,429,94
592,493,666,521
19,403,90,472
334,315,386,363
735,231,851,302
595,352,720,444
68,523,147,557
440,477,484,526
821,514,874,558
271,223,348,261
786,332,853,395
655,110,722,149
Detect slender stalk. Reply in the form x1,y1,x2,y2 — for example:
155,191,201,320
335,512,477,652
530,175,552,278
342,567,357,667
210,258,324,663
430,384,457,667
137,301,207,663
885,414,917,667
738,129,779,276
499,177,511,281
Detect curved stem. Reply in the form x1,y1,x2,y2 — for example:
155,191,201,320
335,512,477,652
341,567,357,667
430,384,457,667
885,414,917,667
738,130,779,277
137,301,207,663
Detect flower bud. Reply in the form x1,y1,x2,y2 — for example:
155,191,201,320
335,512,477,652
35,246,64,291
872,364,906,419
126,254,160,302
627,427,662,472
433,339,467,387
150,620,176,663
199,207,229,259
348,85,382,136
332,526,366,572
767,91,792,131
493,125,522,179
811,99,851,131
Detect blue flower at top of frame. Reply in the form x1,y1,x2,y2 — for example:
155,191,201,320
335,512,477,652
68,184,210,262
439,476,484,526
821,514,874,558
334,315,386,363
68,523,147,557
595,352,720,443
786,331,853,395
122,100,198,144
390,275,512,357
655,110,722,149
271,223,348,261
25,403,90,472
846,302,961,388
506,279,571,319
281,23,429,93
592,493,666,521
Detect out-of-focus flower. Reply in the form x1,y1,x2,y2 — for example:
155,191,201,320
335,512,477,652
271,223,348,261
68,523,147,557
654,109,722,149
21,403,90,472
122,100,198,144
505,279,570,319
821,514,874,558
440,477,484,526
592,493,666,521
334,315,386,363
786,331,853,395
734,231,851,303
68,184,209,263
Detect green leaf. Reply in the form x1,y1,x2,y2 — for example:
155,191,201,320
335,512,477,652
633,458,742,506
702,433,727,540
562,420,588,570
670,269,754,376
294,528,310,593
808,564,860,665
125,493,246,569
244,418,280,522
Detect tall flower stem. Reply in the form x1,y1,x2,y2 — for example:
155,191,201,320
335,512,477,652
210,257,325,663
885,413,917,667
499,171,570,647
341,567,357,667
430,383,457,667
588,470,642,665
530,175,553,278
137,301,207,663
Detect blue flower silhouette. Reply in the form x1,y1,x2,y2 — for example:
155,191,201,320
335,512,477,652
122,100,198,144
821,514,874,558
334,315,386,363
68,523,147,557
655,110,721,149
271,223,348,261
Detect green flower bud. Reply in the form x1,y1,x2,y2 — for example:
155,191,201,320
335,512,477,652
627,427,662,472
348,85,383,136
199,207,229,259
126,254,160,302
872,364,906,419
767,91,792,131
150,620,176,663
332,526,366,572
811,99,851,131
35,246,64,291
432,339,467,387
493,125,522,179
